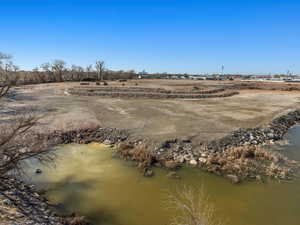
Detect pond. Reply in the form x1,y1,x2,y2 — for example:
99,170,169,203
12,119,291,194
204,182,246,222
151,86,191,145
23,127,300,225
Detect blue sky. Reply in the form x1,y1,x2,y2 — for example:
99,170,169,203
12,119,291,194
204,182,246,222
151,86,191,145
0,0,299,74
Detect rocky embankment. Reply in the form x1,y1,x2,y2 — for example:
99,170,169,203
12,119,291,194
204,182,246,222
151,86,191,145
71,86,227,94
48,127,129,145
0,177,89,225
67,86,239,99
45,109,300,183
115,109,300,182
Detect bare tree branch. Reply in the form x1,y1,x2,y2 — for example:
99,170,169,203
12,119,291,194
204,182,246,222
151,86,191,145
95,60,105,81
0,114,56,177
165,185,225,225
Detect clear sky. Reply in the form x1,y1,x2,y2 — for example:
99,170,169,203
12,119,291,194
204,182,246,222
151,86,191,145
0,0,299,74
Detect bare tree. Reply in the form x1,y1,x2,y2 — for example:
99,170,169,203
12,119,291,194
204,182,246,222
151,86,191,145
165,185,225,225
70,64,84,81
0,52,19,97
40,62,55,82
51,60,66,82
0,63,56,177
95,60,105,81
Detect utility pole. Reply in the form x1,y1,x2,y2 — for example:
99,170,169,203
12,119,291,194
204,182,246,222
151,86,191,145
221,65,224,76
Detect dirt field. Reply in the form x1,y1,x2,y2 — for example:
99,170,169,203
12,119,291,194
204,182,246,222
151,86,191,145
2,80,300,144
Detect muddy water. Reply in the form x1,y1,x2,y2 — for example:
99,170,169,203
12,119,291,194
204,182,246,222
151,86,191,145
24,127,300,225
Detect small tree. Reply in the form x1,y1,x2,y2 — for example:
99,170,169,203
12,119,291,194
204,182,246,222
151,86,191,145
51,60,66,82
95,60,105,81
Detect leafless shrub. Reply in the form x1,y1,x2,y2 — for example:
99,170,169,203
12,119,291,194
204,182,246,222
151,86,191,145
63,214,90,225
116,142,154,165
0,83,10,98
165,185,225,225
0,114,56,177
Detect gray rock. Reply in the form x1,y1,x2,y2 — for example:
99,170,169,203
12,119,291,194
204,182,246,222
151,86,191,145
198,157,207,164
226,174,240,184
189,159,198,166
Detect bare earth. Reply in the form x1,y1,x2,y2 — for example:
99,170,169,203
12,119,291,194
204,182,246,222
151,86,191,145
2,80,300,144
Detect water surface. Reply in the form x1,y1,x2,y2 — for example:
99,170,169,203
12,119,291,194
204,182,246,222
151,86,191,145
24,127,300,225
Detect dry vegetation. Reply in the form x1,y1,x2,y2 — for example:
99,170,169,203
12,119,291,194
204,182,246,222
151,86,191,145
0,114,57,177
0,53,57,178
166,185,225,225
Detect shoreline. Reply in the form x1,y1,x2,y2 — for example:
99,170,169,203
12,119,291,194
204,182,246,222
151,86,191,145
47,109,300,182
0,176,90,225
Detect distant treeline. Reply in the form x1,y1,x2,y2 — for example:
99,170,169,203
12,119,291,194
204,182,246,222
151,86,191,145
18,68,138,84
0,52,139,87
17,62,138,84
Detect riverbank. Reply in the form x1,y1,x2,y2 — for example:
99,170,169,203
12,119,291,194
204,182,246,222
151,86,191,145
44,109,300,183
0,176,90,225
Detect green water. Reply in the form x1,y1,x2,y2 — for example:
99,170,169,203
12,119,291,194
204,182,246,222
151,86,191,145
24,127,300,225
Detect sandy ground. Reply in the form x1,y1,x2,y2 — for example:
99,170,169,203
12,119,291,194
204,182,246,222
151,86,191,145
1,80,300,144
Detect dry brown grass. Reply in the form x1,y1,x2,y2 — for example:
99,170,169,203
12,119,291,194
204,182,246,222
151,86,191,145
116,142,155,168
64,215,90,225
165,185,225,225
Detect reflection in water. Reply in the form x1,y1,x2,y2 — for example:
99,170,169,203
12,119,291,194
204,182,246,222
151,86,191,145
24,127,300,225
